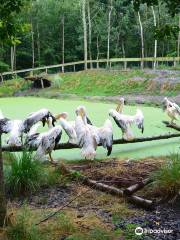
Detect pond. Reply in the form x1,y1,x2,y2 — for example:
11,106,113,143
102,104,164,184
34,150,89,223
0,97,179,160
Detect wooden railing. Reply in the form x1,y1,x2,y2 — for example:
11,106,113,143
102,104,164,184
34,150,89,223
1,57,180,81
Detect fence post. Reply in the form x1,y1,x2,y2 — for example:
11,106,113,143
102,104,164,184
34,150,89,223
45,68,48,74
73,65,76,72
62,65,64,73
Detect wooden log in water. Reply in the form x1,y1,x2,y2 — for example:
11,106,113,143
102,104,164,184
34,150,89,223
2,132,180,152
162,121,180,131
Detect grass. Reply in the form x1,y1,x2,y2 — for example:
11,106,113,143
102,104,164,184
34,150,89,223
6,206,46,240
0,77,30,97
1,68,180,98
150,153,180,201
5,150,44,196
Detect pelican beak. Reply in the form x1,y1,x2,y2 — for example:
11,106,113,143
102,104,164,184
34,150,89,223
79,109,85,117
55,114,60,120
116,103,121,112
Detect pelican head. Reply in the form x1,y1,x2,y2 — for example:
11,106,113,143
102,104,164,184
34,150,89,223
162,97,169,111
55,112,68,120
116,97,125,113
76,106,93,125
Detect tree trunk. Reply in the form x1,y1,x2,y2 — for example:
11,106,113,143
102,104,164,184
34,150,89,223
96,36,100,69
138,11,144,69
82,0,88,70
107,0,113,68
177,14,180,63
10,45,16,72
61,15,65,73
122,40,127,70
31,21,35,69
87,0,92,69
151,6,157,69
0,134,6,227
37,22,41,67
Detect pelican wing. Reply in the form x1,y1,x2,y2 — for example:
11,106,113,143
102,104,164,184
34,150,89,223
59,118,77,144
23,108,55,132
0,118,11,133
172,102,180,115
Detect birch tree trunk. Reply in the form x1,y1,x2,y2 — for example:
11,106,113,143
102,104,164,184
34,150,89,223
177,14,180,63
82,0,88,70
138,11,144,69
96,36,100,69
107,0,113,68
151,6,157,69
31,21,35,68
10,45,16,72
37,22,41,67
61,15,65,73
122,40,127,70
0,134,6,227
87,0,92,69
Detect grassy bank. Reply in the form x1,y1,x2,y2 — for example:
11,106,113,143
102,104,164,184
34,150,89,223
1,69,180,98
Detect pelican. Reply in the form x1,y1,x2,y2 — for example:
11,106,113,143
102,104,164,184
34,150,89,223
25,124,62,163
0,108,55,146
54,112,77,144
75,106,98,160
109,108,144,141
89,119,113,156
163,97,180,123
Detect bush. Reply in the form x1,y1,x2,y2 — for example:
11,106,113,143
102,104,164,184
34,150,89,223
150,153,180,201
7,205,45,240
0,61,9,72
5,150,44,196
51,74,62,89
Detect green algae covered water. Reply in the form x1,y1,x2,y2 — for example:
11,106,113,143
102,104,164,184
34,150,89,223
0,97,179,160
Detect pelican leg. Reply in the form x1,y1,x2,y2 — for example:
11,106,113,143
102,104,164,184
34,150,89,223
49,152,54,164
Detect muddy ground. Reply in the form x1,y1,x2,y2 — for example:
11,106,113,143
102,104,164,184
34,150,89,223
10,157,180,240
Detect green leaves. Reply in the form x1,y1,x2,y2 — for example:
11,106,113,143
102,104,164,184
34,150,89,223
0,0,30,45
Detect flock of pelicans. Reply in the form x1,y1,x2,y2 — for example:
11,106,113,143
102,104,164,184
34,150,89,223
0,97,180,163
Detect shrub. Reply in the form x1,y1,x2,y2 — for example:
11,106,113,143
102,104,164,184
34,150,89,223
0,61,9,72
5,150,44,196
7,205,45,240
150,153,180,201
51,74,62,89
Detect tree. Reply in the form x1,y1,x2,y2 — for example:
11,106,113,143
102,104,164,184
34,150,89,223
82,0,88,70
0,0,30,227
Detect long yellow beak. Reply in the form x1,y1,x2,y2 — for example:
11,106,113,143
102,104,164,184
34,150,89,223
79,109,85,117
116,103,121,112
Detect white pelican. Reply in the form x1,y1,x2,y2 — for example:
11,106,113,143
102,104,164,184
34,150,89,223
75,106,98,160
0,108,55,146
25,124,62,163
89,119,113,156
163,97,180,123
54,112,77,144
109,108,144,141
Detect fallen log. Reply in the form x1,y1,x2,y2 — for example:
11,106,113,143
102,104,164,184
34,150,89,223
60,165,154,210
162,121,180,131
2,132,180,152
123,178,152,196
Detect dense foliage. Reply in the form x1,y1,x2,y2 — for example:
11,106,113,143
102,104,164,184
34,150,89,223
0,0,180,71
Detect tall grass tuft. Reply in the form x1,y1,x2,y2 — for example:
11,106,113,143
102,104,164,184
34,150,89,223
5,150,44,196
7,205,45,240
52,74,62,89
150,153,180,201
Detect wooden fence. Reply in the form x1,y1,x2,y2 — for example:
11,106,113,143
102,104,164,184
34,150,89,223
1,57,180,81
